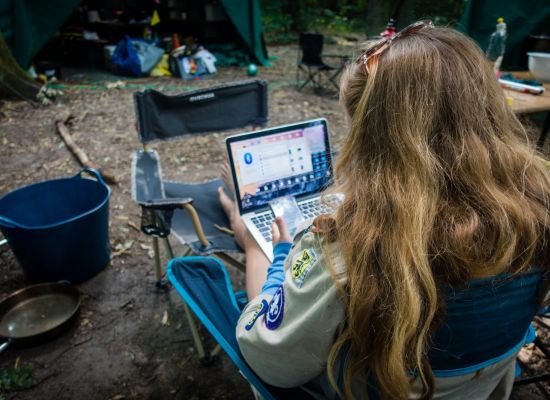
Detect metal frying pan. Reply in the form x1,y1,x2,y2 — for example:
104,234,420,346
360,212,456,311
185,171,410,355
0,282,80,353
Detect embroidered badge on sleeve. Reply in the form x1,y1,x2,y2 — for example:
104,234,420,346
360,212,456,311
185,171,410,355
245,300,269,331
291,248,318,288
265,285,285,330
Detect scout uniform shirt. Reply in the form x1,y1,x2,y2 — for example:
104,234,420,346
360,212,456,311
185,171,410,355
236,227,348,393
236,228,522,399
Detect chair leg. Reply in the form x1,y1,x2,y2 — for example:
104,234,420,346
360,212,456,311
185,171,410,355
215,252,245,273
297,65,314,92
298,75,313,92
311,70,323,94
161,237,212,363
181,299,208,360
328,69,341,92
211,344,222,356
152,236,166,288
162,236,175,259
161,236,217,365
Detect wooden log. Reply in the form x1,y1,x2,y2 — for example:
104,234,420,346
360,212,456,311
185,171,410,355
55,119,117,184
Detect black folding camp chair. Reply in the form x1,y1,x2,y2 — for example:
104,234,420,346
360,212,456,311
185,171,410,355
131,79,268,363
296,33,346,94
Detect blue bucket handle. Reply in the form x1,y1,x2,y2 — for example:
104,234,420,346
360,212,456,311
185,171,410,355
74,167,107,187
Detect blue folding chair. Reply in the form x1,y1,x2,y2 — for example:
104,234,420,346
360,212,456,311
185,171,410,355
167,256,313,400
168,256,550,398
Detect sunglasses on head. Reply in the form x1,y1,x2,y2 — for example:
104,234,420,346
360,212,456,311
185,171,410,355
357,20,434,73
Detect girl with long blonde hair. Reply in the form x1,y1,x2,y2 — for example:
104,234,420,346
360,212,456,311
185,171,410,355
219,22,550,399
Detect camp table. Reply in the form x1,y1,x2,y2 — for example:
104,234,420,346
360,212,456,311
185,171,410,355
505,72,550,149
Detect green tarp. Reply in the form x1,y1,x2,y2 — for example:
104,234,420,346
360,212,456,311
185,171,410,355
0,0,269,69
221,0,270,66
0,0,81,69
459,0,550,69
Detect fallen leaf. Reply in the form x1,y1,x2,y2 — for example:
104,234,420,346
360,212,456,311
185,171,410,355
112,240,134,257
80,318,93,328
127,221,141,232
161,310,170,326
106,81,126,90
118,225,129,233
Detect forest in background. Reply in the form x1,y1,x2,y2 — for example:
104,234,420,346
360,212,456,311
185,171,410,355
260,0,467,42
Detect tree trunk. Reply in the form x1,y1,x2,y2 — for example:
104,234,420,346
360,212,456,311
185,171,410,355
365,0,392,38
0,31,40,100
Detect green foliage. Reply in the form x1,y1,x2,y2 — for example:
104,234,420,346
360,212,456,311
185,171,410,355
261,2,295,43
413,0,466,26
260,0,363,42
0,363,36,393
306,9,352,34
260,0,467,43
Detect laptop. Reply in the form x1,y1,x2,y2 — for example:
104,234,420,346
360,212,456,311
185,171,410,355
226,118,334,261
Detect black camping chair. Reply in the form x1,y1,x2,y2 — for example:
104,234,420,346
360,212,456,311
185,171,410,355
131,80,268,363
296,33,346,94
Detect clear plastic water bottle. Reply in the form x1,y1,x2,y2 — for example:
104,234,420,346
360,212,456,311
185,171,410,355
486,17,507,75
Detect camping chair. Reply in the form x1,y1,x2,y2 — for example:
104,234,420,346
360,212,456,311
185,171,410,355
167,256,313,399
168,255,550,397
131,79,268,362
296,33,346,94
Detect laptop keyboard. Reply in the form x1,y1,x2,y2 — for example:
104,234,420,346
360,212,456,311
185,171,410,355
250,213,275,242
250,198,335,242
299,198,332,219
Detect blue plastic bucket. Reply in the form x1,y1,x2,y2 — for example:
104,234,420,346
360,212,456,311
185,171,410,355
0,168,111,283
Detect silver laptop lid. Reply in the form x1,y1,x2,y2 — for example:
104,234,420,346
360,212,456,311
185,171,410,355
226,118,333,214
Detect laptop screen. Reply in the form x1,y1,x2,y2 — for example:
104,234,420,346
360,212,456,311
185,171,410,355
226,119,333,213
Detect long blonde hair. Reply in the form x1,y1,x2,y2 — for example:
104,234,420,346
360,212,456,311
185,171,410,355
324,26,550,399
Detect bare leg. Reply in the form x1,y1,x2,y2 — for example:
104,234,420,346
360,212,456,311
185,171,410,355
220,161,235,196
218,177,270,300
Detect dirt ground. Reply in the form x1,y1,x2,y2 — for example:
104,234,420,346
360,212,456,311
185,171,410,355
1,43,549,400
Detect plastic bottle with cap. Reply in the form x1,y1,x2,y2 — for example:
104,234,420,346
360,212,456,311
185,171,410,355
486,17,507,76
380,18,397,38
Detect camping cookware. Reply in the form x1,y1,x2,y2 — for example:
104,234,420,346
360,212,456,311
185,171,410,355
0,282,80,353
528,52,550,83
0,168,111,283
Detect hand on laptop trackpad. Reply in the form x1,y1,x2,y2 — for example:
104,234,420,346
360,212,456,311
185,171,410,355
269,195,304,238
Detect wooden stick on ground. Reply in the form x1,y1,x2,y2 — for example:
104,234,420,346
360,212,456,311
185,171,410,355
55,117,117,184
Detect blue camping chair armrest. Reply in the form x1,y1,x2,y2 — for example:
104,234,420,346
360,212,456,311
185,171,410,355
140,197,193,210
